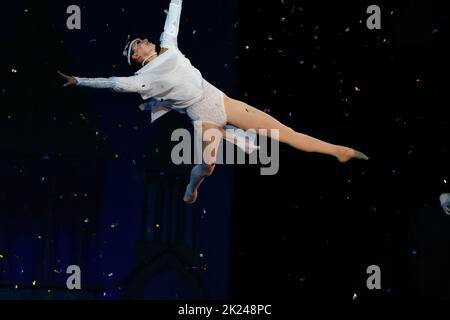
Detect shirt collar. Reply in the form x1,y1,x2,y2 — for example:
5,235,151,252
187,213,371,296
134,48,175,75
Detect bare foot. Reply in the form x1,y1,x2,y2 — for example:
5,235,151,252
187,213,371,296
336,146,369,163
183,186,198,204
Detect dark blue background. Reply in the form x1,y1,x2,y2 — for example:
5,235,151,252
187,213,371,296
1,0,450,300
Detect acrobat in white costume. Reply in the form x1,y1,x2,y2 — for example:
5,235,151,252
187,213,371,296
60,0,368,204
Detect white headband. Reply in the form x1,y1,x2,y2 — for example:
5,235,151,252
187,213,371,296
122,38,138,66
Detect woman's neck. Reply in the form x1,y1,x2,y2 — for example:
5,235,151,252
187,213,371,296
142,53,158,66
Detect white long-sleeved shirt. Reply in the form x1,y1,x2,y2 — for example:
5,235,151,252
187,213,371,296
74,0,203,123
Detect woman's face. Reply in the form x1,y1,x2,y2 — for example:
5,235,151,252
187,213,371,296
131,38,156,64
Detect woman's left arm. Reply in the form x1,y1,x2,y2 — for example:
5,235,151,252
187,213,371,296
160,0,183,50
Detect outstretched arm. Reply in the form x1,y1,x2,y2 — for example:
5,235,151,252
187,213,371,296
160,0,183,50
58,71,141,93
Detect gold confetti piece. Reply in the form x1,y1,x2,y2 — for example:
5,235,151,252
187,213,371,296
345,27,351,33
354,86,361,92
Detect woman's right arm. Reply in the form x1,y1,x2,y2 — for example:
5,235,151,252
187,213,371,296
57,71,141,93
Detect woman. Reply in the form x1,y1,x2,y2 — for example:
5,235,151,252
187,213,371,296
58,0,368,204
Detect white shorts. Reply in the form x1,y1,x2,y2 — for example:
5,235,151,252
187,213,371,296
186,79,228,127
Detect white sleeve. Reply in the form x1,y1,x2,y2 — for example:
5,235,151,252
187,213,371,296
160,0,183,49
74,76,141,93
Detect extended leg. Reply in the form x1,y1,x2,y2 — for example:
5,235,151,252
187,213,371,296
223,96,368,162
183,122,223,204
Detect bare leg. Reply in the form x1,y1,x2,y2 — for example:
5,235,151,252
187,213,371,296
223,96,368,162
183,122,223,204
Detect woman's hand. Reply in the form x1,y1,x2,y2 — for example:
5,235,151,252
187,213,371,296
57,70,78,87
